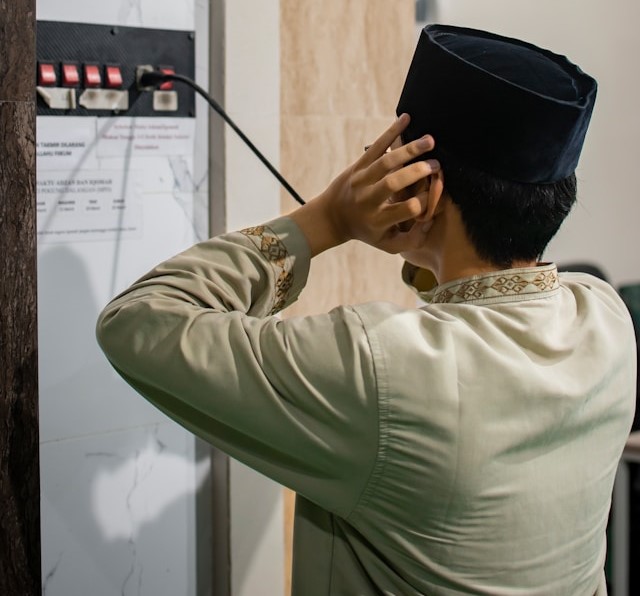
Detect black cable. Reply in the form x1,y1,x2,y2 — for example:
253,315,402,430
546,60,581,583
139,70,306,206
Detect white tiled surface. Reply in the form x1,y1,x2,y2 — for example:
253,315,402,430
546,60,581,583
41,424,205,596
36,1,209,594
37,154,201,444
36,1,287,595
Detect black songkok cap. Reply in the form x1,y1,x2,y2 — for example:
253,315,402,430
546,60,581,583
396,25,597,183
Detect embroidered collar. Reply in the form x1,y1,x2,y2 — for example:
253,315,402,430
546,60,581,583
405,263,560,305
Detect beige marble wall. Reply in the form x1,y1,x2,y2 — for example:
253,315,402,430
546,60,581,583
279,1,416,591
280,0,417,312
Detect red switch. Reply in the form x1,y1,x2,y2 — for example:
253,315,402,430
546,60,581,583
105,66,123,89
84,64,102,88
159,67,175,91
61,63,80,87
38,63,57,86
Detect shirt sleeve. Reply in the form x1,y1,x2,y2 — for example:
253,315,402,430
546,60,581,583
96,216,380,517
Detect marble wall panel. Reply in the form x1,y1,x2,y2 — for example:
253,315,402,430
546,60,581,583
280,1,417,312
35,1,212,594
40,423,205,596
281,0,415,119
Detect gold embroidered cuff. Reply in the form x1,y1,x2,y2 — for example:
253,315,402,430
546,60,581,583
240,225,295,315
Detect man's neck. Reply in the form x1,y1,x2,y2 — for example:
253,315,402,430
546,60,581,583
435,239,537,286
408,200,538,286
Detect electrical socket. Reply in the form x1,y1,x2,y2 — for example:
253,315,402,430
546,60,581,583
136,64,155,90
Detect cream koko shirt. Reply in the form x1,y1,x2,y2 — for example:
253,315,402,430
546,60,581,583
97,217,636,595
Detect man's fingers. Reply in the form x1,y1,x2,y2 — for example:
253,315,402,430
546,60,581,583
343,117,439,253
359,134,435,185
369,159,440,200
380,197,423,227
356,114,411,169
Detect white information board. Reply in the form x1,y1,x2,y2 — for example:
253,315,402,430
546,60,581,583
36,116,196,243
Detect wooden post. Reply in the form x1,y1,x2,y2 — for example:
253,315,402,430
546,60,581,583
0,2,40,594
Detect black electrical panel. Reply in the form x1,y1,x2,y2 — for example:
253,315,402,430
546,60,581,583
36,21,196,117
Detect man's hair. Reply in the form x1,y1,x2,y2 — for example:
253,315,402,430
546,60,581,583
436,148,577,269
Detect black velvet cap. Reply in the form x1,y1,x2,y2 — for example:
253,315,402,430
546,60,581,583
396,25,597,183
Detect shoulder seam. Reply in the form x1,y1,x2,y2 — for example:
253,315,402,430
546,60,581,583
346,305,391,519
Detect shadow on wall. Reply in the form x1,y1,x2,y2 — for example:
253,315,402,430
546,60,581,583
38,245,285,595
38,245,206,596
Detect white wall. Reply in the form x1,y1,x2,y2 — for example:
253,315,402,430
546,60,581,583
430,0,640,286
214,2,286,595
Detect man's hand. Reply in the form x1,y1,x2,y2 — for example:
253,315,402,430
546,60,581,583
290,114,440,257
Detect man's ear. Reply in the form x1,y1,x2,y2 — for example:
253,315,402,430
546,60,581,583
415,169,445,222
